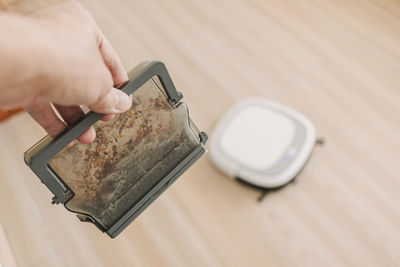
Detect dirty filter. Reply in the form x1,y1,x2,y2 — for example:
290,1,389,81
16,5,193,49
24,61,207,237
49,78,200,229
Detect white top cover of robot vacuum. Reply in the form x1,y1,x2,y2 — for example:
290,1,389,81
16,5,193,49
220,106,295,171
209,98,316,188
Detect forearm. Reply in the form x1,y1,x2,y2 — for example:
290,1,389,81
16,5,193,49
0,13,50,108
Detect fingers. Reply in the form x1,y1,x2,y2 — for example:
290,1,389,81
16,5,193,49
77,126,96,144
24,1,132,145
34,3,132,116
24,100,66,138
97,30,129,86
53,104,83,125
25,101,97,145
54,104,96,143
89,30,132,115
101,114,115,121
88,87,131,114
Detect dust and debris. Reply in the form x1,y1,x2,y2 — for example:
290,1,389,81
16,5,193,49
48,79,199,229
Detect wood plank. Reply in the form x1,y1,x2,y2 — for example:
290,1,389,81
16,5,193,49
0,221,17,267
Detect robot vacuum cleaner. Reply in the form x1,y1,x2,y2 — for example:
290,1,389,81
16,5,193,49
209,98,316,189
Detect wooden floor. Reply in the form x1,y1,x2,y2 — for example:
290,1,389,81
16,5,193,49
1,0,400,266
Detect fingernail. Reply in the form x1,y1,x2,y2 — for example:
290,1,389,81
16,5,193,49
113,90,131,112
67,140,76,147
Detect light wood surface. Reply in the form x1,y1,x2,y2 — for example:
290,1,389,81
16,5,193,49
1,0,400,266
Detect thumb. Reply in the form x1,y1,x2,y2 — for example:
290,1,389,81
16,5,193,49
89,87,132,114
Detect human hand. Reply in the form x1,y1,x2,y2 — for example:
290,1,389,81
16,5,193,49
10,1,131,143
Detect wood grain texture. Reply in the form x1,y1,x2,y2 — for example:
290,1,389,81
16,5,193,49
0,0,399,266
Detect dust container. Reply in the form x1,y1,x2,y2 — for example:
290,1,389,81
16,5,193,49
25,61,207,237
